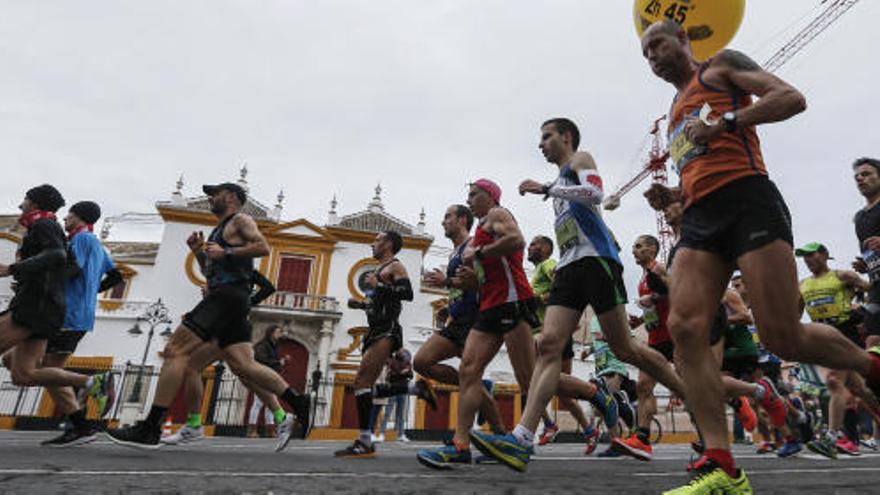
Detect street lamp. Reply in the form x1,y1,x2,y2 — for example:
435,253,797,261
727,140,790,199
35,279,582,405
127,299,174,403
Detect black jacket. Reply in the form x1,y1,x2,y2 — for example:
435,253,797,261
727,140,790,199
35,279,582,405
254,338,282,372
8,218,68,333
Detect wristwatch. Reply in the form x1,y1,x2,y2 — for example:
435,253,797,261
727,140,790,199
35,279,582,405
722,111,737,133
224,246,235,258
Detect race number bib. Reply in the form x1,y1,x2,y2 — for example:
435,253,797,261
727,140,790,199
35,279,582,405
555,215,579,255
669,109,708,174
864,249,880,283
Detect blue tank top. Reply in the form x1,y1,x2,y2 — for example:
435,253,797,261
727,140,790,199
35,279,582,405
447,239,479,320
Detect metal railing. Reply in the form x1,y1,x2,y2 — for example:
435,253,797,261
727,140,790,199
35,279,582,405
259,292,340,313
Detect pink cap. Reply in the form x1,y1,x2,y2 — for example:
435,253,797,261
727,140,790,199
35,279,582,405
471,179,501,204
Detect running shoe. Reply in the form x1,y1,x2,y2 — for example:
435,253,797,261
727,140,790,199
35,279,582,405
275,413,295,452
416,445,472,470
777,440,802,458
41,428,98,448
835,437,861,456
806,436,838,459
80,371,116,418
583,426,599,455
756,441,776,455
613,389,636,429
663,459,752,495
589,379,619,430
160,425,205,445
105,421,161,450
397,434,410,443
860,438,879,451
612,433,653,461
469,431,533,472
334,439,376,458
731,396,757,433
538,423,559,446
597,446,622,458
756,378,786,428
415,379,438,410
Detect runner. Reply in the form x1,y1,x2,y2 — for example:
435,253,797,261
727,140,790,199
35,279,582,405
0,187,114,438
527,235,594,448
40,201,122,446
587,323,637,457
413,205,509,470
613,234,675,460
640,21,880,493
469,118,683,473
335,229,436,458
415,179,543,468
105,182,310,449
854,157,880,350
798,242,873,457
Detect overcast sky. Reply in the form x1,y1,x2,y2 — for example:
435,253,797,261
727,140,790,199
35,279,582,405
1,1,878,298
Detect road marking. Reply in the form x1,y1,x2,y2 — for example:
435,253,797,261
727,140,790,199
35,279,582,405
633,466,880,478
0,469,457,479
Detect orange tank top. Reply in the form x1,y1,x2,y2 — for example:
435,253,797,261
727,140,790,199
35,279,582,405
667,60,767,208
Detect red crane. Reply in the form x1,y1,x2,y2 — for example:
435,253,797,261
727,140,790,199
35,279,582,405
603,0,861,260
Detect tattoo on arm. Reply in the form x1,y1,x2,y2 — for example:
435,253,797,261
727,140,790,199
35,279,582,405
718,49,762,72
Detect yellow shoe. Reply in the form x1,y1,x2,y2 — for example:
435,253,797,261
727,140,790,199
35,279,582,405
663,463,752,494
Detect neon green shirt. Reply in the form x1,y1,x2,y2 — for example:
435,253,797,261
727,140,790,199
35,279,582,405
530,258,557,326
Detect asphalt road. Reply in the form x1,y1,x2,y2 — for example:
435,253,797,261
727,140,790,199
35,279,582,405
0,431,878,493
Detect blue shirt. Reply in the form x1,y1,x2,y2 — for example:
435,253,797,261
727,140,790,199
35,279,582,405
447,240,479,320
64,232,115,331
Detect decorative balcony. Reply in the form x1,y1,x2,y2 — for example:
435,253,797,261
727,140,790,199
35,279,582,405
253,292,342,320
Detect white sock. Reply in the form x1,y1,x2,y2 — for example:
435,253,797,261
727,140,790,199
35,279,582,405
512,424,535,448
753,383,766,401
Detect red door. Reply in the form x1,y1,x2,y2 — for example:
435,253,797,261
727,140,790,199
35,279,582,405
277,339,309,397
276,256,313,293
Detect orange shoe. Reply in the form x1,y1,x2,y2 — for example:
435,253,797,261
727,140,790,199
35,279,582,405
612,433,653,461
732,396,757,433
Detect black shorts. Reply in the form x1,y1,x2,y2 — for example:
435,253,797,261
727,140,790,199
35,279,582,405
562,336,575,360
46,329,86,355
829,319,864,347
438,313,476,349
473,299,540,335
722,354,759,381
650,340,675,362
709,306,728,346
547,257,627,315
363,322,403,354
3,305,62,340
679,175,793,263
183,285,253,349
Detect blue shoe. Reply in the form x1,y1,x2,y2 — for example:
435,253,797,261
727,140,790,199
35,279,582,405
416,445,472,470
589,379,619,430
469,431,533,472
597,447,622,458
777,441,802,458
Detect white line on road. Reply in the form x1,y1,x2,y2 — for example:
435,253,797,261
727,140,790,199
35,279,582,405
633,466,880,478
0,469,456,479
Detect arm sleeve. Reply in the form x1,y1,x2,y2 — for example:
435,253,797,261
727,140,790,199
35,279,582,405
546,170,604,206
250,271,277,306
9,222,67,277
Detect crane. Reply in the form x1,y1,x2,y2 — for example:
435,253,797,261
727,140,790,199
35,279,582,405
603,0,861,260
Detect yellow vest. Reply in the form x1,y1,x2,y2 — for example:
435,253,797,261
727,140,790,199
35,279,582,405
799,271,854,324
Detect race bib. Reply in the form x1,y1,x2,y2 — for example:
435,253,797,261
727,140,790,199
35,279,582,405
864,249,880,283
805,295,837,320
555,215,579,255
668,110,708,175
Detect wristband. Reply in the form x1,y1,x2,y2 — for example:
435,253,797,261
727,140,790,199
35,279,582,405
224,246,234,258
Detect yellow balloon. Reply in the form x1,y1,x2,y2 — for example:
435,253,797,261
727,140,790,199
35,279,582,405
633,0,745,61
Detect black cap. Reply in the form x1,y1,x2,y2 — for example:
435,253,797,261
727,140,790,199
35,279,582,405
203,182,247,205
25,184,65,212
69,201,102,225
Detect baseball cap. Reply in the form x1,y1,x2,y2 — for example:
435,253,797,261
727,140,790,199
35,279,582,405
471,179,501,204
795,242,833,259
203,182,247,205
